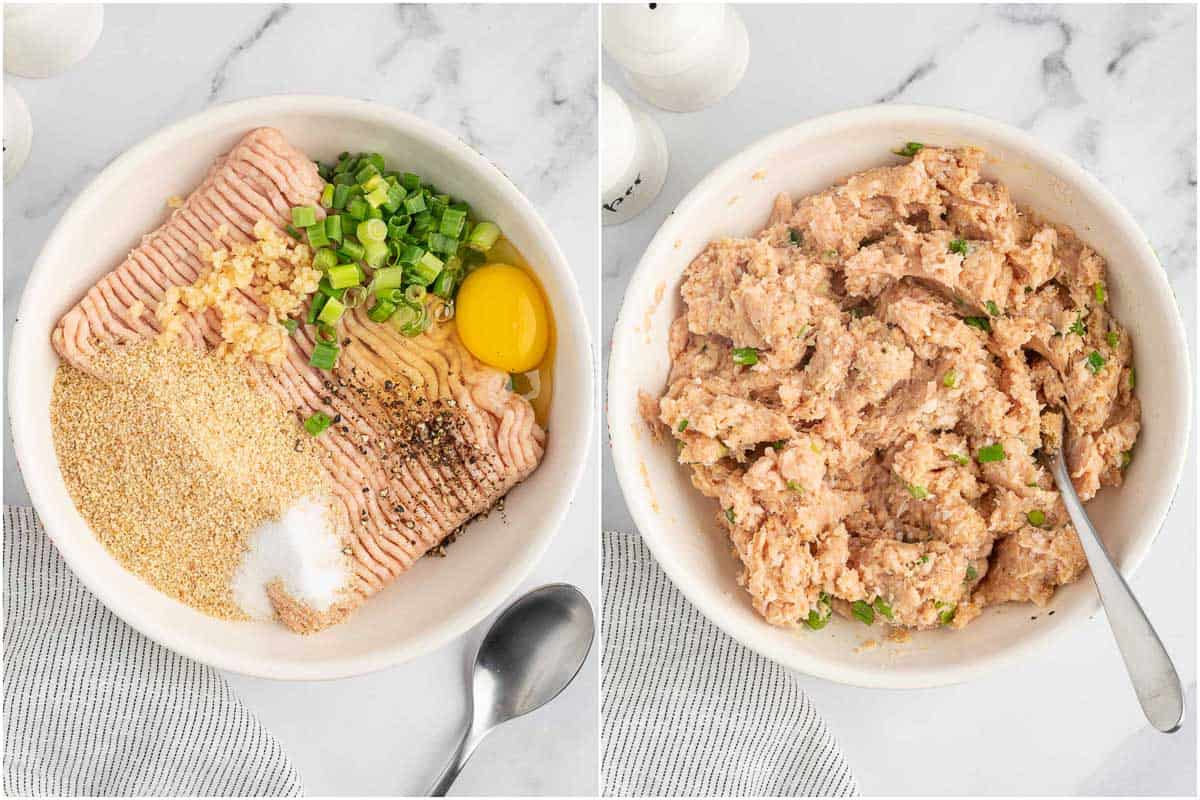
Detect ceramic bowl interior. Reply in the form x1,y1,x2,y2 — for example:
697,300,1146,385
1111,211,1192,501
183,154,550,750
608,104,1190,688
9,95,593,680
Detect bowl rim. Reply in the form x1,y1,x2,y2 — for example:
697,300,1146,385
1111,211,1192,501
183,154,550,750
8,93,595,681
608,102,1192,689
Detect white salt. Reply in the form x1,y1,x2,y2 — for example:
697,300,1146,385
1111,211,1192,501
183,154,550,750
233,495,351,620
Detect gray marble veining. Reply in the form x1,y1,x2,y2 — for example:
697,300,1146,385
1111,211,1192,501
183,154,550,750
602,3,1195,796
3,4,598,796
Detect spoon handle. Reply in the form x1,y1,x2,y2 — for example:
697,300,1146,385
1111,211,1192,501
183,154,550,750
1049,453,1184,733
429,725,488,796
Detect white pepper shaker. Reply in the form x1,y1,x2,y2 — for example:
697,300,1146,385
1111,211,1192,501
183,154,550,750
602,3,748,113
601,83,668,226
4,3,104,78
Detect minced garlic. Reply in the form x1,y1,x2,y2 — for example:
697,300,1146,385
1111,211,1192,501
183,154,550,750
156,219,321,365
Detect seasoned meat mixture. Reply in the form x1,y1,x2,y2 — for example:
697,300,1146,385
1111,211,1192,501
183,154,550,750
650,146,1139,631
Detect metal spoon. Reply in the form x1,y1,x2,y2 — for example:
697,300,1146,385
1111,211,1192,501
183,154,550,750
1044,416,1184,732
429,583,595,795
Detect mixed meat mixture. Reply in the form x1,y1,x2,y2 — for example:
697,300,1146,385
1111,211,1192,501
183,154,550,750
648,145,1139,631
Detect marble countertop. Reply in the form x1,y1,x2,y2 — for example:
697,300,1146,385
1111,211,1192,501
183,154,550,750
603,4,1196,796
4,4,598,795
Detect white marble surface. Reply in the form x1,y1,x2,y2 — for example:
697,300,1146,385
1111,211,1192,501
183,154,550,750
4,4,598,795
603,4,1196,796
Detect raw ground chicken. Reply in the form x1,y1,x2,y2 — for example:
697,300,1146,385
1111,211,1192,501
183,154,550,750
649,145,1139,631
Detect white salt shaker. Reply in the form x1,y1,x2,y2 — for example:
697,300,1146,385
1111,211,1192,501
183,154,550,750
601,83,668,226
602,3,748,113
4,3,104,78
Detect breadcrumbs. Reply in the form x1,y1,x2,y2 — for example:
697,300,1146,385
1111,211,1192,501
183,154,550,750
156,219,320,365
51,340,328,619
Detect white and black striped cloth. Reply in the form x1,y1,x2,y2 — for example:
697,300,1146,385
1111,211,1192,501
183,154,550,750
602,531,858,797
3,506,303,796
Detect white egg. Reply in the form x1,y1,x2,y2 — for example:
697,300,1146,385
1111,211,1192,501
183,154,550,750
4,83,32,184
4,3,104,78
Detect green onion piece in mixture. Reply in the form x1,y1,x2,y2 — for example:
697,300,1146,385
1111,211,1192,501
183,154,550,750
1121,450,1133,469
280,319,298,334
1128,367,1136,389
408,252,444,286
305,223,329,248
431,269,457,299
439,208,467,238
346,197,369,221
985,300,1001,316
1086,350,1107,374
307,293,329,325
1106,331,1120,348
937,602,957,625
805,609,829,630
331,183,351,210
317,297,345,326
906,484,929,500
894,141,924,157
963,316,991,333
949,453,970,466
1026,509,1046,527
977,443,1006,463
1069,314,1087,336
789,228,804,247
872,596,894,620
965,565,978,581
355,163,380,184
404,193,428,215
313,248,338,271
372,266,405,294
363,240,390,269
304,411,332,436
724,508,736,524
357,218,388,243
336,238,366,263
732,347,759,366
291,206,318,228
405,285,427,305
949,239,971,256
677,419,689,432
942,369,959,388
1094,282,1106,303
327,264,362,290
309,341,340,370
851,600,875,625
467,221,501,252
786,480,805,493
368,298,397,323
320,185,334,207
324,214,344,244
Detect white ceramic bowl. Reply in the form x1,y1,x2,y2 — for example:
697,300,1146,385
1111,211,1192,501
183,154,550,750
9,95,593,680
609,104,1190,689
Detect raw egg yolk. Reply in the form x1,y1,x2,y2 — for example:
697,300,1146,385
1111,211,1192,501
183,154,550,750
455,263,549,373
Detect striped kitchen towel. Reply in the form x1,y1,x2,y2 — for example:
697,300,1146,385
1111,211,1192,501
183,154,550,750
3,506,303,796
601,531,858,797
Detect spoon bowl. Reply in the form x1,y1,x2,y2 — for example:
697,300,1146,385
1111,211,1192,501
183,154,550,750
431,584,595,795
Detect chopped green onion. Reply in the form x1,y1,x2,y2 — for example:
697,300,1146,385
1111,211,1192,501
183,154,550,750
404,192,427,215
851,600,875,625
305,223,329,248
337,238,366,263
363,240,389,268
346,197,369,221
1086,350,1106,374
977,443,1006,463
1068,314,1087,336
400,172,421,191
320,185,334,207
785,480,805,493
894,141,924,157
309,341,340,370
949,453,970,465
405,285,427,304
1106,331,1119,348
331,183,351,210
965,565,978,581
949,239,970,256
382,183,407,214
1121,450,1133,469
317,297,345,326
985,300,1001,316
906,484,929,500
439,208,467,238
1027,509,1046,527
304,411,332,436
872,596,894,620
677,419,689,432
313,248,338,271
724,508,736,524
372,267,405,294
307,293,329,325
284,224,302,241
365,184,389,208
1128,367,1136,389
963,316,991,333
789,228,803,247
317,277,345,300
732,347,759,366
280,319,298,334
467,221,501,251
805,609,830,630
936,602,957,625
942,369,959,388
1094,282,1106,304
431,269,457,299
368,298,397,323
291,206,318,228
328,264,362,290
408,252,444,286
324,214,343,244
